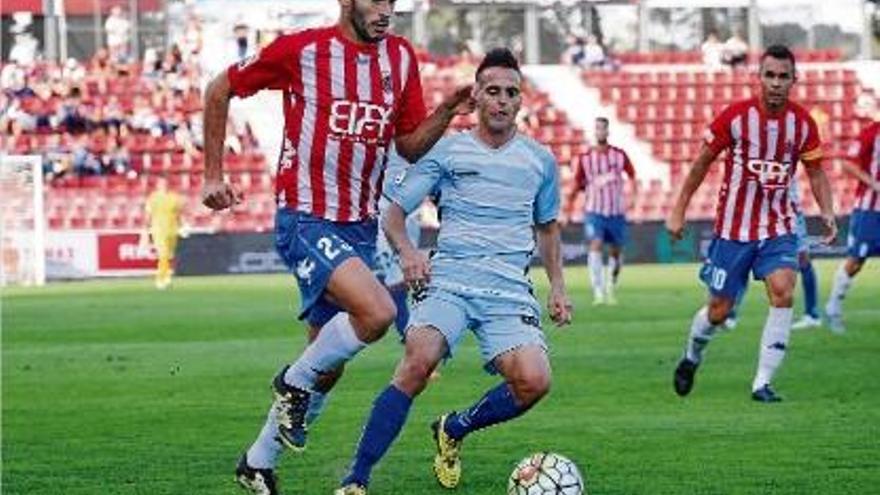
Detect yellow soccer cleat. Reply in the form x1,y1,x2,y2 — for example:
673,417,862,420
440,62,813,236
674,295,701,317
431,414,462,489
334,483,366,495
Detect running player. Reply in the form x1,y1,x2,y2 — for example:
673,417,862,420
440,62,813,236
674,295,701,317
200,1,473,493
335,48,571,494
825,118,880,333
142,175,185,290
666,45,837,403
564,117,636,304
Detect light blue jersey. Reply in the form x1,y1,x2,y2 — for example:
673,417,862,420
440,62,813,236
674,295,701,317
386,130,560,316
375,151,421,286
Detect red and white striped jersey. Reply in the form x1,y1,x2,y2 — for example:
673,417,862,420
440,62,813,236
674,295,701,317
704,97,822,241
572,145,635,216
847,121,880,212
227,26,427,222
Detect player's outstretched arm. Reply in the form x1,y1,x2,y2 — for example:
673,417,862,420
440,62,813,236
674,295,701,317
383,202,430,291
201,72,243,211
665,144,717,240
804,164,837,245
395,85,474,163
841,161,880,192
536,220,572,327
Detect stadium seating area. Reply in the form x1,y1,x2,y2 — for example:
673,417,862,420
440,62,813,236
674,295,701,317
2,49,873,233
582,64,874,221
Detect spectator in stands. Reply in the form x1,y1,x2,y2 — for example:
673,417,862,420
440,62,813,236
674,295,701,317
105,6,132,63
9,13,39,67
234,21,251,61
142,48,163,80
102,137,133,177
701,31,724,70
2,97,38,132
42,134,71,180
71,135,101,176
54,86,91,134
561,35,586,66
131,95,162,135
62,58,87,85
722,31,748,69
582,35,607,69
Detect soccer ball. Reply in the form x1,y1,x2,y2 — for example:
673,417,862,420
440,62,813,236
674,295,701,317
507,452,585,495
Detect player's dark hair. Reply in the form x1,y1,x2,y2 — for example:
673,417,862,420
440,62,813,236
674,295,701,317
760,44,796,73
596,117,609,126
475,48,521,81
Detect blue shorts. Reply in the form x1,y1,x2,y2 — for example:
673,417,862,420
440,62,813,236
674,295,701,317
407,286,546,374
585,214,626,247
699,235,799,299
275,209,378,327
847,209,880,260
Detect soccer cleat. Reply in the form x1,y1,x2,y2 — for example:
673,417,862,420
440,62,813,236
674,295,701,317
791,315,821,330
592,292,605,306
825,311,846,335
673,357,699,397
334,483,367,495
431,414,463,489
272,368,311,452
605,291,618,306
751,384,783,403
235,454,280,495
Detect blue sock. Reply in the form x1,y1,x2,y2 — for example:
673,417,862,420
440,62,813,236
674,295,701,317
800,261,819,318
343,385,412,487
444,382,524,441
389,285,409,339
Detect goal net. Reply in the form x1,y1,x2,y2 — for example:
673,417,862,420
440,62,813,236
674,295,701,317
1,155,46,286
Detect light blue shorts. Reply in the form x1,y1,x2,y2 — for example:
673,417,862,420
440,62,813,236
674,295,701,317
407,286,546,374
794,213,810,254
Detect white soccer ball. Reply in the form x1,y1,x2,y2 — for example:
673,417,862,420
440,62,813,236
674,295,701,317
507,452,585,495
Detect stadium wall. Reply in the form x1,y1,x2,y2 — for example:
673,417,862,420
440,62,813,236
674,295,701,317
172,217,852,276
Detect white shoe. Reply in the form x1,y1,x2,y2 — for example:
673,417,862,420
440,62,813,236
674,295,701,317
825,311,846,335
593,292,605,306
791,315,821,330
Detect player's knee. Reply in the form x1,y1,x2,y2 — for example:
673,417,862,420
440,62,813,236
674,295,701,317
510,370,551,407
707,299,732,325
393,356,433,396
354,295,397,342
768,287,794,308
846,257,864,277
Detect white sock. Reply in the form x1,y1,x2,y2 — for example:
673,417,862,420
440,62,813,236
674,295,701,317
685,306,717,363
246,405,284,469
283,312,367,391
825,263,852,315
588,251,604,298
752,307,794,391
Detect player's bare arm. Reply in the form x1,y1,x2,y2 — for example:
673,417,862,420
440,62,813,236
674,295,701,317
383,202,430,290
804,163,837,245
395,85,475,162
841,161,880,192
536,220,572,326
201,71,244,211
665,144,719,240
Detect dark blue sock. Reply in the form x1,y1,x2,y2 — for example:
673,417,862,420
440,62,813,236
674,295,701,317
343,385,412,487
444,382,524,441
389,285,409,339
800,261,819,318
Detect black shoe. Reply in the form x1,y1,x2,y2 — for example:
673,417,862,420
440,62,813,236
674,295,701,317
235,454,279,495
751,384,783,403
272,367,311,452
673,358,699,397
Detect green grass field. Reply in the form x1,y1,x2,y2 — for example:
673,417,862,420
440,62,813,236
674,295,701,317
3,260,879,495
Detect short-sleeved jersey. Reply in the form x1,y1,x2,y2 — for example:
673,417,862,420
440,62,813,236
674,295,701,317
227,26,427,222
847,121,880,212
386,131,560,303
146,190,183,233
704,97,822,241
572,145,635,216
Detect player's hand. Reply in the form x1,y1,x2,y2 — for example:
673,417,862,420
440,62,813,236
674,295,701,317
400,247,430,292
665,212,686,241
441,84,476,116
202,179,244,211
547,286,572,327
820,214,838,246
